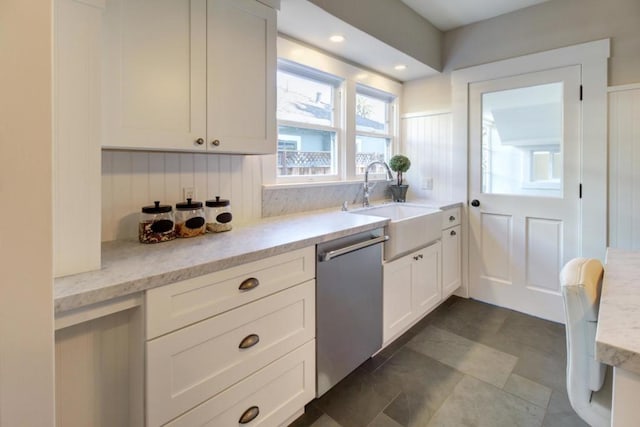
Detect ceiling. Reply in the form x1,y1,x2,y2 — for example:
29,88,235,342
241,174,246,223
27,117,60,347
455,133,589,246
278,0,552,82
401,0,551,31
278,0,440,82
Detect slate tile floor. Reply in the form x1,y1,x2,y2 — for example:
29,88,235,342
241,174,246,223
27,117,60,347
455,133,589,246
289,296,588,427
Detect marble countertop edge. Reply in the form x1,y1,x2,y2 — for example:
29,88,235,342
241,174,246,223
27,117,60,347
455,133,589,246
54,210,390,314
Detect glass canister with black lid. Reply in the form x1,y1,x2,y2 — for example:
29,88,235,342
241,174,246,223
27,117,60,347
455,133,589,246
139,201,176,244
205,196,232,232
175,198,206,238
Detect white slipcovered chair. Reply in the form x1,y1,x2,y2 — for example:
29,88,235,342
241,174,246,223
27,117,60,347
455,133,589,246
560,257,612,427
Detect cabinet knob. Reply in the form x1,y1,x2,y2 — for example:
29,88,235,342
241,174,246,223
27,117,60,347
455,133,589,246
413,255,419,261
195,138,205,145
239,406,260,424
450,230,457,236
239,277,259,291
449,215,456,221
471,199,480,207
419,254,423,259
211,139,221,146
239,333,260,349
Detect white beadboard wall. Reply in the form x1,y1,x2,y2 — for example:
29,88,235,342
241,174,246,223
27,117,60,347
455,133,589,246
609,86,640,249
102,151,263,241
402,112,454,202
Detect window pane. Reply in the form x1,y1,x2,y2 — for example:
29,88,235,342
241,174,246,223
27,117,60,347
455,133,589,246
278,126,336,177
355,135,390,175
356,93,388,133
277,71,334,126
481,82,563,197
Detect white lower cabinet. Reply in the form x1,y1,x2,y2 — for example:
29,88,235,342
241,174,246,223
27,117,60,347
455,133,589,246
383,241,441,345
166,340,315,427
441,207,462,298
442,225,462,298
145,247,316,426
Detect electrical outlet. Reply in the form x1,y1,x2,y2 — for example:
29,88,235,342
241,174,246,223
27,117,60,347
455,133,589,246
421,178,433,190
183,187,196,201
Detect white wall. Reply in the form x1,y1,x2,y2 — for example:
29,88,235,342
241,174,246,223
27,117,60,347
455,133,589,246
402,113,454,201
404,0,640,115
609,85,640,249
102,151,262,241
443,0,640,83
0,0,55,425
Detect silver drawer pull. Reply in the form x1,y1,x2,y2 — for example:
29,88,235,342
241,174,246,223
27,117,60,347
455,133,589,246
450,230,457,236
239,277,259,291
239,334,260,349
449,215,456,221
239,406,260,424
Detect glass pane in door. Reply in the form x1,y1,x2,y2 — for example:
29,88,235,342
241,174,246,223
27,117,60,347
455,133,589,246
481,82,563,197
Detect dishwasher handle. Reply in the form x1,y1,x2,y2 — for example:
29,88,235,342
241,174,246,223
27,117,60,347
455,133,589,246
319,235,388,262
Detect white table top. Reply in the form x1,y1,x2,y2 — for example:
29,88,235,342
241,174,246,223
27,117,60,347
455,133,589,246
596,248,640,374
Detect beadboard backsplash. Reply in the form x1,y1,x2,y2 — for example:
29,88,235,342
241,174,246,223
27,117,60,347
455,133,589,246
402,112,454,202
102,151,263,241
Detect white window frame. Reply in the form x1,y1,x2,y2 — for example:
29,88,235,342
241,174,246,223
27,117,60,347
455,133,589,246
269,37,402,186
276,61,343,183
353,85,397,179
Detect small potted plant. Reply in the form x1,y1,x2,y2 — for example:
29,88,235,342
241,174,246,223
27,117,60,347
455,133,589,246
389,154,411,202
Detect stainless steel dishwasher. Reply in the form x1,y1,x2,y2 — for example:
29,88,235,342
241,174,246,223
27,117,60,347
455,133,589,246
316,229,387,397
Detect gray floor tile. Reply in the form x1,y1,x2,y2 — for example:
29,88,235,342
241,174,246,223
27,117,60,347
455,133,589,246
427,375,546,427
376,347,464,426
513,346,568,392
315,364,401,427
288,403,324,427
543,390,589,427
308,414,343,427
504,373,552,408
406,325,517,388
289,298,588,427
542,412,589,427
368,413,404,427
498,310,567,359
427,297,511,338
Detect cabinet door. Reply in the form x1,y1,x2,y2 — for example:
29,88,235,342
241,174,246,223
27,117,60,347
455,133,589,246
103,0,207,151
413,241,442,317
207,0,276,154
383,254,414,344
442,225,462,297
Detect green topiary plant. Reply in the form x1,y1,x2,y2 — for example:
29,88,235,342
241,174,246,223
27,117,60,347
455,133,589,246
389,154,411,186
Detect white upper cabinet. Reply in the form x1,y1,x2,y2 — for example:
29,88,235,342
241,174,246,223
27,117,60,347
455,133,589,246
102,0,276,154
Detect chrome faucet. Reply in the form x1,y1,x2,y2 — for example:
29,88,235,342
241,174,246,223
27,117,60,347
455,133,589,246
363,161,394,207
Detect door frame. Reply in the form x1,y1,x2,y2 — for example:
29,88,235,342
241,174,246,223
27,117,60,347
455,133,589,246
451,39,610,299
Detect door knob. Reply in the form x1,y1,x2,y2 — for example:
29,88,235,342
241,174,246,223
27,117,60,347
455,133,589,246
471,199,480,207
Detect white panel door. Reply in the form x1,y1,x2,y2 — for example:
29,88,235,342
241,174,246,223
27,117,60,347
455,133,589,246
468,66,581,323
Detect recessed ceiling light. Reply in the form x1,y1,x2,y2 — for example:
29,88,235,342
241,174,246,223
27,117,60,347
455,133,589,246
329,35,345,43
394,64,407,71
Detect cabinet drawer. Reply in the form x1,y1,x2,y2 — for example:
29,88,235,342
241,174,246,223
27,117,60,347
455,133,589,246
146,246,315,339
442,207,461,228
165,340,315,427
146,281,315,427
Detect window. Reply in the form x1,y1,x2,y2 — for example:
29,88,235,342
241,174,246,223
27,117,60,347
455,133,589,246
274,49,400,183
355,87,395,175
276,61,341,179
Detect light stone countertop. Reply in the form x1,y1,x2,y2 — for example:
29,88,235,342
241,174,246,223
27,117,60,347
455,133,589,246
596,248,640,374
54,210,388,314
